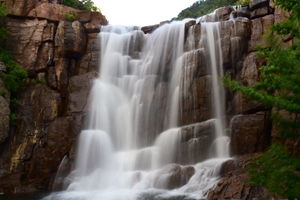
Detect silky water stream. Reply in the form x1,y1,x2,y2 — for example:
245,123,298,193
43,18,231,200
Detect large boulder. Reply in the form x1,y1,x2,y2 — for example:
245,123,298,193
181,75,212,126
66,72,97,115
248,15,274,52
249,0,273,19
54,21,87,60
233,93,264,114
55,58,76,96
77,33,101,74
3,0,40,17
241,52,262,87
180,49,212,126
152,164,195,190
5,18,47,77
185,24,201,51
230,112,271,155
215,6,234,21
179,120,215,164
207,154,268,200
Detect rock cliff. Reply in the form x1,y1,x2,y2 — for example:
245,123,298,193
0,0,295,198
0,0,107,193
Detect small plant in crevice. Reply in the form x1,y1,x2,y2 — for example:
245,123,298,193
0,90,6,97
39,79,47,85
10,98,19,108
10,113,17,125
64,12,79,20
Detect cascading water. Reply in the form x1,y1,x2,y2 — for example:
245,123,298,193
200,23,230,158
44,12,234,200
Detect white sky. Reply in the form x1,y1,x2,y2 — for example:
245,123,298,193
95,0,198,26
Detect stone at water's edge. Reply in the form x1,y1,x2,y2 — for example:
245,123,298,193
207,154,268,199
152,164,195,190
0,0,294,198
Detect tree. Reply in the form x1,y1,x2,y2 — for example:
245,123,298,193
62,0,101,12
223,0,300,198
173,0,238,21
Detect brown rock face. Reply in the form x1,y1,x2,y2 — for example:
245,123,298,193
207,155,268,200
5,18,48,77
181,75,212,126
3,0,39,17
0,95,10,144
66,72,96,115
180,48,213,126
0,1,108,193
55,21,87,60
248,15,274,52
141,24,159,34
241,52,262,86
9,85,62,174
230,112,271,155
179,120,215,164
77,33,101,75
28,3,78,21
215,6,234,21
152,164,195,190
234,93,264,114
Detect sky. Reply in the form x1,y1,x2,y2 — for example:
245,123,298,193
95,0,198,26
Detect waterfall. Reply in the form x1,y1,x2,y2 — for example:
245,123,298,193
200,23,230,158
45,13,233,200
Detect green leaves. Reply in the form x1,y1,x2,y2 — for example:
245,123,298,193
173,0,238,21
246,144,300,199
223,1,300,198
0,5,28,94
62,0,101,12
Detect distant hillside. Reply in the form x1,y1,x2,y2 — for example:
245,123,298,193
172,0,238,21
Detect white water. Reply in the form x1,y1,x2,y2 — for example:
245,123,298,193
200,23,229,158
45,16,232,200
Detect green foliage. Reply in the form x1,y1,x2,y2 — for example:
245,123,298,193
173,0,238,21
0,4,28,94
0,50,28,93
10,113,17,125
235,0,251,5
64,12,79,20
62,0,101,12
246,144,300,199
223,0,300,198
0,4,8,43
0,90,6,97
39,79,47,85
10,98,19,108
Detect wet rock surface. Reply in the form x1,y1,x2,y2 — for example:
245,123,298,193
230,112,271,155
207,155,268,200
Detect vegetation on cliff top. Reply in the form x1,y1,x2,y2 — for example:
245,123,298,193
172,0,238,21
223,0,300,198
62,0,101,12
